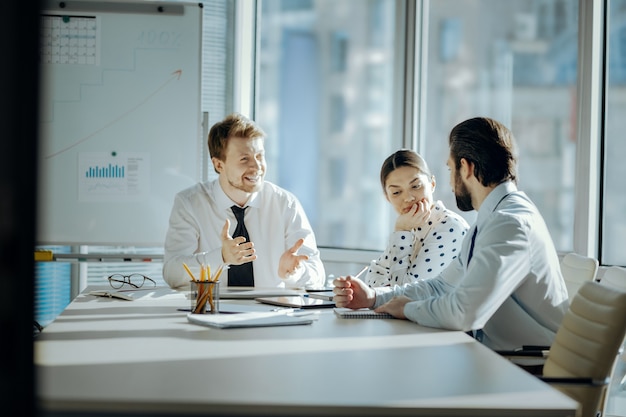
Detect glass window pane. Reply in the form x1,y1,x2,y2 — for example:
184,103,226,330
602,0,626,266
202,0,236,122
257,0,402,251
421,0,578,251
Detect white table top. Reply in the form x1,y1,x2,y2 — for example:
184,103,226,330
35,286,579,416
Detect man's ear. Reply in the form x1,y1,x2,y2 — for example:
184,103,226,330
212,157,223,174
459,158,473,180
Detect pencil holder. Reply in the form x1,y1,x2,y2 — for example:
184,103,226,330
191,281,219,314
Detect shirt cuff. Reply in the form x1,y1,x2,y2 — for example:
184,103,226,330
372,287,395,308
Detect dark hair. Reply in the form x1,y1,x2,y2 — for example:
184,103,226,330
448,117,517,186
208,113,266,171
380,149,432,191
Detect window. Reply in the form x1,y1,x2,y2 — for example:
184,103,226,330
602,0,626,266
418,0,578,251
202,0,236,126
257,0,403,252
257,0,580,256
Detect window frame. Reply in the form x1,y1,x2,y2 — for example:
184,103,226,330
574,0,604,260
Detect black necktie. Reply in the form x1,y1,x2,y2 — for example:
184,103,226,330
467,226,478,266
467,226,481,341
228,206,254,287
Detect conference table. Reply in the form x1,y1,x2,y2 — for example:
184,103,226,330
35,286,579,417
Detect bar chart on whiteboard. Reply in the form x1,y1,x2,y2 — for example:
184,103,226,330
78,152,150,201
37,1,203,246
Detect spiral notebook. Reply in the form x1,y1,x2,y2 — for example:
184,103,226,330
333,308,394,319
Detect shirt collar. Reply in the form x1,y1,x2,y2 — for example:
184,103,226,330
475,181,517,228
213,180,262,212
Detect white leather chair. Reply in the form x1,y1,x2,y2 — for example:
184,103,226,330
498,281,626,417
560,252,599,302
497,253,599,371
601,266,626,291
600,266,626,417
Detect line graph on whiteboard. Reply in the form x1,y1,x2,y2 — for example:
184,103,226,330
39,13,186,161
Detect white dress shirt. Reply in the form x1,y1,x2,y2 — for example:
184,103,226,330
373,181,569,350
365,200,469,287
163,179,325,289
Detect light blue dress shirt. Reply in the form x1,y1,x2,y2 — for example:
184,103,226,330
373,181,569,350
163,179,325,289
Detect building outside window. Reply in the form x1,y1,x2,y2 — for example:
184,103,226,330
257,0,402,255
257,0,581,260
602,0,626,266
421,0,578,252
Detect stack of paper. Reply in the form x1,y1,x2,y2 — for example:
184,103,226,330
187,311,314,329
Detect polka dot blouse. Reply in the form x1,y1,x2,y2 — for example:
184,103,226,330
364,200,470,287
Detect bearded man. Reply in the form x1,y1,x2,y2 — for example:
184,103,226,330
333,117,568,351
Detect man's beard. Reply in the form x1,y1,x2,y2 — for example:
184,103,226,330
454,171,474,212
228,175,263,194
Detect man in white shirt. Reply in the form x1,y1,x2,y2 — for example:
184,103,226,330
163,113,325,289
333,117,569,350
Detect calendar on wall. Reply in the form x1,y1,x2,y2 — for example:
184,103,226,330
40,14,98,65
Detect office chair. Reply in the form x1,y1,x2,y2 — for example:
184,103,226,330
501,253,600,369
498,254,600,370
500,281,626,417
599,266,626,417
560,252,599,302
601,266,626,291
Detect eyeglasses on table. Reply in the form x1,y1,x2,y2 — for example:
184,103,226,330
108,273,156,289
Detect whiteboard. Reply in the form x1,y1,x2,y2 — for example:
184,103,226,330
37,0,204,246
